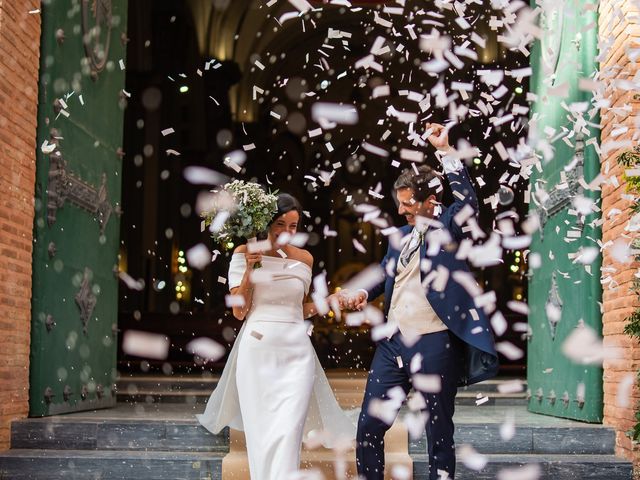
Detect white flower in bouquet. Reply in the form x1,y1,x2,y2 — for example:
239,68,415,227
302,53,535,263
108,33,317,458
201,180,278,267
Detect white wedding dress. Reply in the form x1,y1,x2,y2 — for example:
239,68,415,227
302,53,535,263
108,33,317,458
197,253,355,480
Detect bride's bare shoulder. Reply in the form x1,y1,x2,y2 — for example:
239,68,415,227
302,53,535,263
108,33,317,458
289,246,313,268
234,244,247,254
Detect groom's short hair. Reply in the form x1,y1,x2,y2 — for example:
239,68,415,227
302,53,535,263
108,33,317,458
393,164,443,203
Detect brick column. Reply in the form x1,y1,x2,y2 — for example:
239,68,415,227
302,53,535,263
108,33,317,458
599,0,640,468
0,1,40,449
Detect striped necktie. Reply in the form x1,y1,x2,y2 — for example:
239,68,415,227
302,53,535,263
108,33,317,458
400,227,424,267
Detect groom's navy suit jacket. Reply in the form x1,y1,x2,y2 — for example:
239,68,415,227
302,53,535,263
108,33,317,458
367,167,499,386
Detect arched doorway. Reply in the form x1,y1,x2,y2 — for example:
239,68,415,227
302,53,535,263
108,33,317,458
117,0,530,378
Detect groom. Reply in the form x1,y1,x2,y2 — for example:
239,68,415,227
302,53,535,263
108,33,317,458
348,123,498,480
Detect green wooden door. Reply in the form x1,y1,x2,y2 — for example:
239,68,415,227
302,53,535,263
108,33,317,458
527,0,602,422
30,0,128,416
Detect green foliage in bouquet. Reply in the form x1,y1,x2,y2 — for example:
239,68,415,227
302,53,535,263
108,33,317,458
201,180,278,244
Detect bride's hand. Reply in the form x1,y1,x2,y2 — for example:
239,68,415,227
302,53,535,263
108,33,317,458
245,252,262,269
327,293,346,311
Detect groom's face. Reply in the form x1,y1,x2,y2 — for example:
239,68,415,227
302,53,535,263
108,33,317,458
396,188,435,226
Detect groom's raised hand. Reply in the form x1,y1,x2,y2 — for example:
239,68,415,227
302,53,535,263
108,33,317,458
425,122,452,152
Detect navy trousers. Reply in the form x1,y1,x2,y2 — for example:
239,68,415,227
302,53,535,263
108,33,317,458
356,330,464,480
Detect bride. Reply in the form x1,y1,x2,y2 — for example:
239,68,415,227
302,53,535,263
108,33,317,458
197,193,354,479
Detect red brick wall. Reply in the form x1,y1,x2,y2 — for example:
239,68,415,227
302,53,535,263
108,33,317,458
599,0,640,468
0,1,40,449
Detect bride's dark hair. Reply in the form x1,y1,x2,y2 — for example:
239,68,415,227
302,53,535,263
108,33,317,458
257,193,302,240
269,193,302,225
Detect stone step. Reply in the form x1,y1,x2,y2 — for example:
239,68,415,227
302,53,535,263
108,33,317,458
117,375,219,393
411,453,632,480
410,424,617,455
116,375,527,407
117,390,526,407
459,378,528,394
11,418,228,453
0,449,225,480
222,423,410,480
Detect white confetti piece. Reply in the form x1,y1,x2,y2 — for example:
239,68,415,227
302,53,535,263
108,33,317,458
409,353,423,374
250,268,275,284
458,444,487,470
507,300,529,315
342,264,385,293
561,325,604,364
183,166,227,185
353,238,367,253
500,410,516,441
498,379,524,394
452,271,483,297
247,239,271,253
252,85,264,100
391,463,411,480
161,127,175,136
403,411,427,440
496,463,541,480
371,321,398,342
209,211,230,233
118,272,145,291
400,149,424,162
386,105,418,123
412,373,441,393
225,294,245,307
496,341,524,360
421,58,449,73
287,0,313,12
217,276,227,284
186,338,225,362
372,85,391,98
122,330,169,360
311,102,358,126
223,155,244,173
617,373,635,408
186,243,213,270
453,204,475,226
368,398,399,426
290,232,309,247
573,246,599,265
40,140,56,154
362,141,389,157
407,391,426,411
373,11,393,28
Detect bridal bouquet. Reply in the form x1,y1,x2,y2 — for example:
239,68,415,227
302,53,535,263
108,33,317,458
201,180,278,268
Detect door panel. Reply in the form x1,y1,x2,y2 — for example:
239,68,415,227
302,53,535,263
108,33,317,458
30,0,128,416
527,0,602,422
